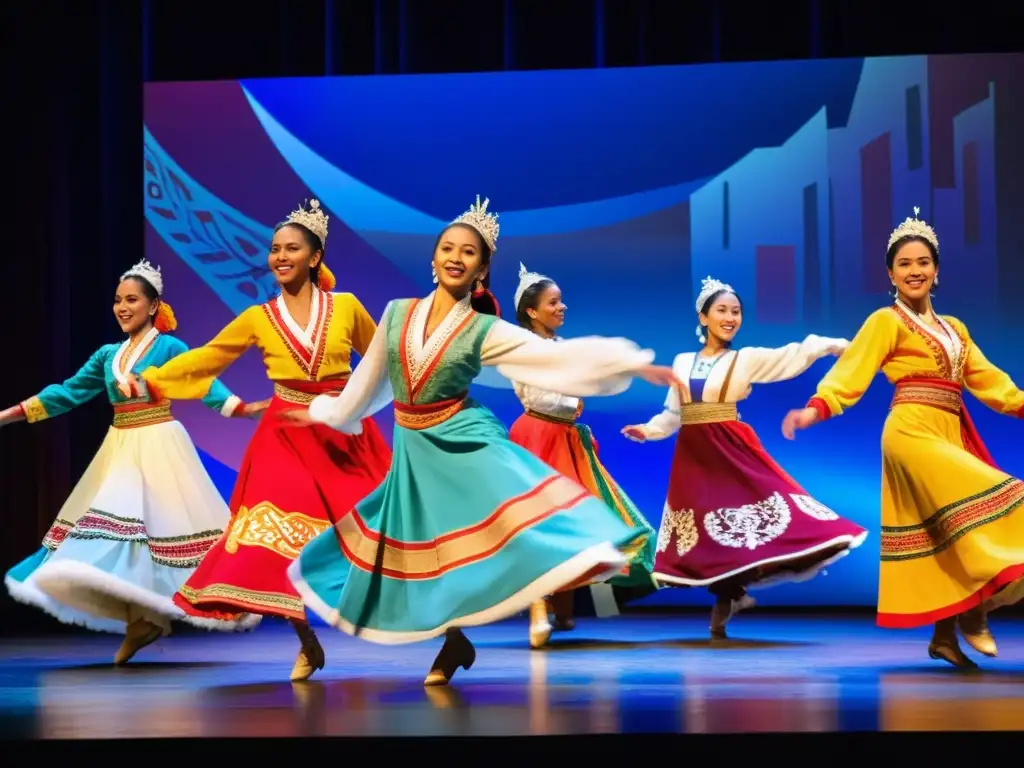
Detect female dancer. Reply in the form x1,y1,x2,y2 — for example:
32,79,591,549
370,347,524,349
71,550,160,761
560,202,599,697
121,200,393,681
508,262,658,648
284,196,680,686
621,276,867,639
1,260,262,664
782,208,1024,668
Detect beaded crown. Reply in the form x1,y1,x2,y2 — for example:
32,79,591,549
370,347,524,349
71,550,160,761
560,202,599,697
888,206,938,252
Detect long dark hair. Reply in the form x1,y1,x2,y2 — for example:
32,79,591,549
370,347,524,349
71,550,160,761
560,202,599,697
515,278,556,329
434,223,500,316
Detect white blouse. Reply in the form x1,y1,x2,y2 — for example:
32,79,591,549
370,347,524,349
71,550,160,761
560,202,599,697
308,293,655,433
639,334,848,441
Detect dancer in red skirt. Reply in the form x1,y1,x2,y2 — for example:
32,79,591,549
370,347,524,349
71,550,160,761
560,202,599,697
621,276,868,639
121,200,392,680
508,263,658,647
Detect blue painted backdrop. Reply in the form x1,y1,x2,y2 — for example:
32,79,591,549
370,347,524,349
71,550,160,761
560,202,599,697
142,52,1024,606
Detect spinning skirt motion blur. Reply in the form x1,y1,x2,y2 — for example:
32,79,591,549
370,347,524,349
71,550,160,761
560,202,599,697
508,409,656,590
9,402,253,634
289,398,644,643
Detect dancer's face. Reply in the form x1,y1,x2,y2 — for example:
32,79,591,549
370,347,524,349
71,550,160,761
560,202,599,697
526,284,566,332
269,225,321,288
700,292,742,344
433,225,488,296
113,278,157,335
889,240,937,303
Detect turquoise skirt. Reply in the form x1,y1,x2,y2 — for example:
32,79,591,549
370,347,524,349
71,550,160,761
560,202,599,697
288,399,644,644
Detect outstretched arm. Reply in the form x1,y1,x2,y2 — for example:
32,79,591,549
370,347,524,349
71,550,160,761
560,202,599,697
782,310,897,438
154,336,247,418
622,383,683,443
955,321,1024,417
806,311,897,421
304,303,394,433
744,335,849,385
481,319,658,397
136,308,258,403
5,346,110,425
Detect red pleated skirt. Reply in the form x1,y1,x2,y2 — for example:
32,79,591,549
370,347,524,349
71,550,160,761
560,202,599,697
173,379,392,621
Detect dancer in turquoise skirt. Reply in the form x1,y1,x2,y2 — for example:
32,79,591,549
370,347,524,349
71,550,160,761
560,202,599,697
282,196,680,685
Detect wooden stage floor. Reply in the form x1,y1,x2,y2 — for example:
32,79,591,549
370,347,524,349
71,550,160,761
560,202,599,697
1,611,1021,752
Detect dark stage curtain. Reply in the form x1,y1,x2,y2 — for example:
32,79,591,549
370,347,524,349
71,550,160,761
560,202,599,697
0,0,1019,628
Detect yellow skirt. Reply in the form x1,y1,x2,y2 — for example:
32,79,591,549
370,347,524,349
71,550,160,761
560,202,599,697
877,379,1024,627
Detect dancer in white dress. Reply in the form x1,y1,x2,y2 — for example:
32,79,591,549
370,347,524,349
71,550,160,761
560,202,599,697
1,260,264,664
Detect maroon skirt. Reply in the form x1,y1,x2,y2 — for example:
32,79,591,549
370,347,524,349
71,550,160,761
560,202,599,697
654,418,867,589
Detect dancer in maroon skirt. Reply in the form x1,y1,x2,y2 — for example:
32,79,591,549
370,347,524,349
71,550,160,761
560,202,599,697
621,276,868,639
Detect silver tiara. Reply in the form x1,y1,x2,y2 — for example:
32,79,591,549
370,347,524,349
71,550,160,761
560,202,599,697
451,195,500,252
888,206,938,252
121,259,163,295
286,198,329,244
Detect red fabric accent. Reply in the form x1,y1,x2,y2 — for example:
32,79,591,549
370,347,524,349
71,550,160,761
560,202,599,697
1017,405,1024,419
807,397,832,422
141,375,164,403
279,378,348,395
877,562,1024,628
654,420,866,586
392,392,468,416
959,400,999,469
509,413,591,488
172,389,391,621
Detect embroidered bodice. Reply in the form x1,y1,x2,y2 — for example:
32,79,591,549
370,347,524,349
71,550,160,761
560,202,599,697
140,289,377,405
306,291,656,434
386,296,497,406
20,330,239,424
811,303,1024,419
638,334,848,441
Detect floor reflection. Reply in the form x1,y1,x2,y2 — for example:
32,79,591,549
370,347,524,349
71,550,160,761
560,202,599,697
2,613,1023,738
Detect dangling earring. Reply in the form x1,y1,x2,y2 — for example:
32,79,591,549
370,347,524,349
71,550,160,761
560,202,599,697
934,275,939,287
472,278,484,297
431,265,438,284
695,324,706,344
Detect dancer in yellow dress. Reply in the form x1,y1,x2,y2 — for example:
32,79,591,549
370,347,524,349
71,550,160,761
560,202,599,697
782,207,1024,669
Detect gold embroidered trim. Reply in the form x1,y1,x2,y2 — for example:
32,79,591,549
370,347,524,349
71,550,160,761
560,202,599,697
112,403,173,429
177,582,305,616
224,502,331,560
21,396,48,424
274,383,316,404
393,398,465,430
881,479,1024,561
525,408,576,425
680,402,738,425
337,475,591,580
891,384,961,415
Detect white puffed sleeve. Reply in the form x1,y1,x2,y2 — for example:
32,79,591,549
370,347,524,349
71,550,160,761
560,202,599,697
480,319,655,397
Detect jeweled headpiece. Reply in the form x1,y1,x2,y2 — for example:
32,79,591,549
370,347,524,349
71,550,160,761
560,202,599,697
451,195,500,252
887,206,938,253
514,262,552,310
695,275,734,313
121,259,164,295
286,198,329,245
